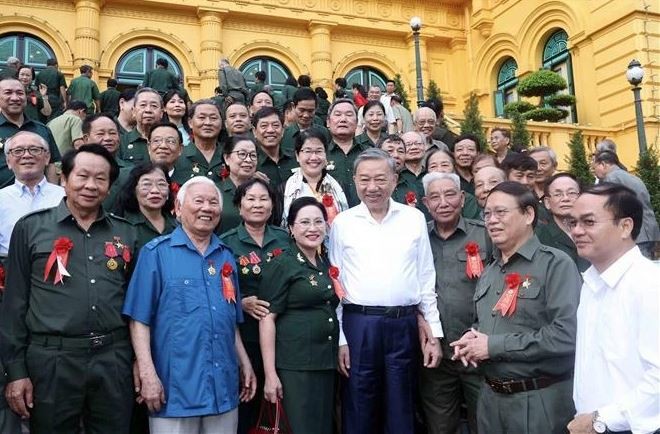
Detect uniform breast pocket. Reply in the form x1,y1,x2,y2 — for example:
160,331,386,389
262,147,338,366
456,250,487,283
33,241,56,279
473,281,490,302
515,282,543,322
167,278,206,315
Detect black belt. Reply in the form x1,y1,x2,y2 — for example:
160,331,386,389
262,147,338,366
485,372,572,394
31,328,129,350
343,304,417,318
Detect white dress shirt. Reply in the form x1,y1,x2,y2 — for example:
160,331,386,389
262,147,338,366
573,246,660,434
328,199,443,345
0,177,65,255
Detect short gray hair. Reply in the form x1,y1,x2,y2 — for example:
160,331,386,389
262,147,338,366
177,176,222,209
4,131,49,156
422,172,460,195
596,139,617,154
353,148,396,174
413,106,436,123
528,146,557,166
134,87,163,107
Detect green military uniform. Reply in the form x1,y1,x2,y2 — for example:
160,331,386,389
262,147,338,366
355,131,385,148
220,224,290,434
280,123,331,154
219,66,248,103
256,146,298,190
0,66,17,79
281,84,298,102
122,209,177,250
472,235,580,434
0,200,138,434
118,129,149,164
99,87,121,118
392,168,430,220
326,139,369,207
248,81,265,100
316,98,330,125
67,75,100,114
216,178,242,235
259,242,339,434
142,68,179,96
536,217,590,272
0,113,61,188
459,174,475,196
0,257,22,434
24,86,46,122
421,218,491,434
172,143,226,186
101,158,132,213
462,193,482,220
35,66,67,119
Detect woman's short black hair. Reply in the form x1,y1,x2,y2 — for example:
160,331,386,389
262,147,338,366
362,100,386,120
116,162,173,215
232,177,278,226
286,196,327,228
61,144,120,185
294,127,328,154
223,135,257,156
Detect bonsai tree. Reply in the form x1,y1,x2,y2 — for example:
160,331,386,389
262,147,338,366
509,111,531,151
564,130,594,185
506,69,576,122
460,92,487,151
393,74,411,111
426,80,441,101
635,146,660,220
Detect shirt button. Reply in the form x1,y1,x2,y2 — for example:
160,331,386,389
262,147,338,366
90,279,96,284
86,233,91,238
207,171,213,176
326,300,330,305
129,156,134,160
127,144,134,149
328,318,333,323
91,305,97,311
184,280,189,285
327,336,333,341
327,285,331,289
214,334,219,339
319,272,323,275
212,306,217,311
214,362,219,368
496,290,501,295
491,311,496,316
88,256,93,261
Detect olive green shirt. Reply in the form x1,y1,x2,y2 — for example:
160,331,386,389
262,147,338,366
142,68,179,95
428,218,491,357
259,242,339,371
355,131,385,148
280,123,331,155
99,87,121,118
220,224,290,343
536,217,590,272
326,139,369,207
393,168,428,218
23,86,45,122
68,75,100,113
172,143,226,186
118,129,149,164
35,66,66,100
102,158,133,213
122,209,177,251
473,235,580,379
217,178,242,235
256,146,298,190
0,200,138,381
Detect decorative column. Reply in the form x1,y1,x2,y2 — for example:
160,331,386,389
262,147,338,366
198,8,228,98
74,0,101,69
309,21,336,93
406,33,429,107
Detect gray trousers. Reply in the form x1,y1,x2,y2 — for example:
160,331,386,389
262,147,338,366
150,408,238,434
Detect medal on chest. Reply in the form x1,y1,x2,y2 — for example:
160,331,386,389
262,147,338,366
207,260,217,276
248,251,261,275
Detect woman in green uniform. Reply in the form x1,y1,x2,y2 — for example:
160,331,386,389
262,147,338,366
259,197,339,434
116,162,177,249
217,135,259,234
220,177,290,434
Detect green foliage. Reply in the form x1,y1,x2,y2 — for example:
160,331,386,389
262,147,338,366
393,74,411,111
564,130,594,185
517,70,567,97
510,111,531,150
523,107,569,122
504,101,536,116
545,93,576,107
426,80,441,101
635,146,660,221
460,92,488,151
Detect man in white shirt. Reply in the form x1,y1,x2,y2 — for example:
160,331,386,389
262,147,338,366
567,183,660,434
329,148,442,434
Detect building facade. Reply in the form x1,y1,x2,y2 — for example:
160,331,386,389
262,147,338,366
0,0,658,165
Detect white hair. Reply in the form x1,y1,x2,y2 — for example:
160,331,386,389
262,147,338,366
177,176,223,209
4,131,49,156
422,172,461,195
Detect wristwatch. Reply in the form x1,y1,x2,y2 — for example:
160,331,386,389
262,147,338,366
592,411,607,434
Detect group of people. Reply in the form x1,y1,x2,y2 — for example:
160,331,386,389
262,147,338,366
0,54,658,434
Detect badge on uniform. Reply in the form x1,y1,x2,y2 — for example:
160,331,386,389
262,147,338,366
104,237,131,271
192,162,200,173
248,251,261,275
464,241,484,279
296,253,305,263
207,260,217,276
309,275,318,286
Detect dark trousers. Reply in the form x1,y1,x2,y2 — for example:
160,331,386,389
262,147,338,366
26,338,134,434
341,311,418,434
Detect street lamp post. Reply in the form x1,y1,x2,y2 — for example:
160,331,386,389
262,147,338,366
410,16,424,107
626,59,647,154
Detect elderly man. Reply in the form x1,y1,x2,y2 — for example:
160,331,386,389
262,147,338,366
474,166,505,209
329,148,443,434
119,87,163,164
528,146,558,200
567,183,660,434
123,176,256,434
413,106,448,151
453,133,481,195
1,144,137,434
592,150,659,258
451,181,581,434
490,127,515,164
0,57,20,79
219,58,248,104
0,131,64,434
420,172,489,434
281,87,331,153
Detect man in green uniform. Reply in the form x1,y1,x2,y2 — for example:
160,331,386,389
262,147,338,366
252,106,298,192
142,58,179,97
119,88,163,164
0,77,61,188
46,100,86,154
1,144,137,434
99,78,121,118
280,87,331,154
420,172,490,434
451,181,581,434
248,70,266,100
67,65,100,115
219,58,248,104
325,98,370,206
35,58,67,119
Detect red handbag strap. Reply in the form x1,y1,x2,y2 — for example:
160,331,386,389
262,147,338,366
275,399,292,433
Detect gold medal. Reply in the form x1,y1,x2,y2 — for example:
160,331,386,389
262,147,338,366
106,258,118,271
208,265,216,276
252,265,261,275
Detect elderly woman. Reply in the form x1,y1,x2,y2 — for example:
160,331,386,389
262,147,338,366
281,127,348,226
163,89,191,146
18,66,51,122
356,100,387,148
425,148,481,219
220,177,290,434
259,197,339,434
217,135,259,234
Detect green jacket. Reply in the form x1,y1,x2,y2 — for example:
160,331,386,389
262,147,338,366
326,139,370,207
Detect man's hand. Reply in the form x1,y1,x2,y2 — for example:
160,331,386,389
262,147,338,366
422,337,442,368
132,360,141,395
263,373,283,404
417,314,432,349
338,345,351,377
567,413,596,434
138,370,166,413
242,296,270,321
450,328,489,367
253,171,271,184
5,378,33,419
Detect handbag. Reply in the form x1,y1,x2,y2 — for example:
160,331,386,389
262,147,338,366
248,398,292,434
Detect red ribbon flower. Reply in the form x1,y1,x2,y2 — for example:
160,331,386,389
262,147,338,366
272,248,283,257
322,193,338,225
464,241,484,279
221,262,236,303
493,272,522,317
405,191,417,206
328,265,346,300
43,237,73,284
0,263,5,293
220,166,230,179
170,182,180,195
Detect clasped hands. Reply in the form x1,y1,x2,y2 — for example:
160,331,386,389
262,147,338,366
449,328,490,367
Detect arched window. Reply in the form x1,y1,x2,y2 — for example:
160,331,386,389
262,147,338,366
0,33,55,72
543,30,577,123
239,57,293,95
494,57,518,117
115,46,183,89
346,67,387,90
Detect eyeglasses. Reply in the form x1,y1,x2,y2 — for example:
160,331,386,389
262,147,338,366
565,218,617,230
150,137,179,147
8,147,47,157
137,181,170,192
483,207,520,221
549,191,579,200
231,150,258,161
294,219,326,229
299,149,325,157
404,141,425,148
415,119,435,126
